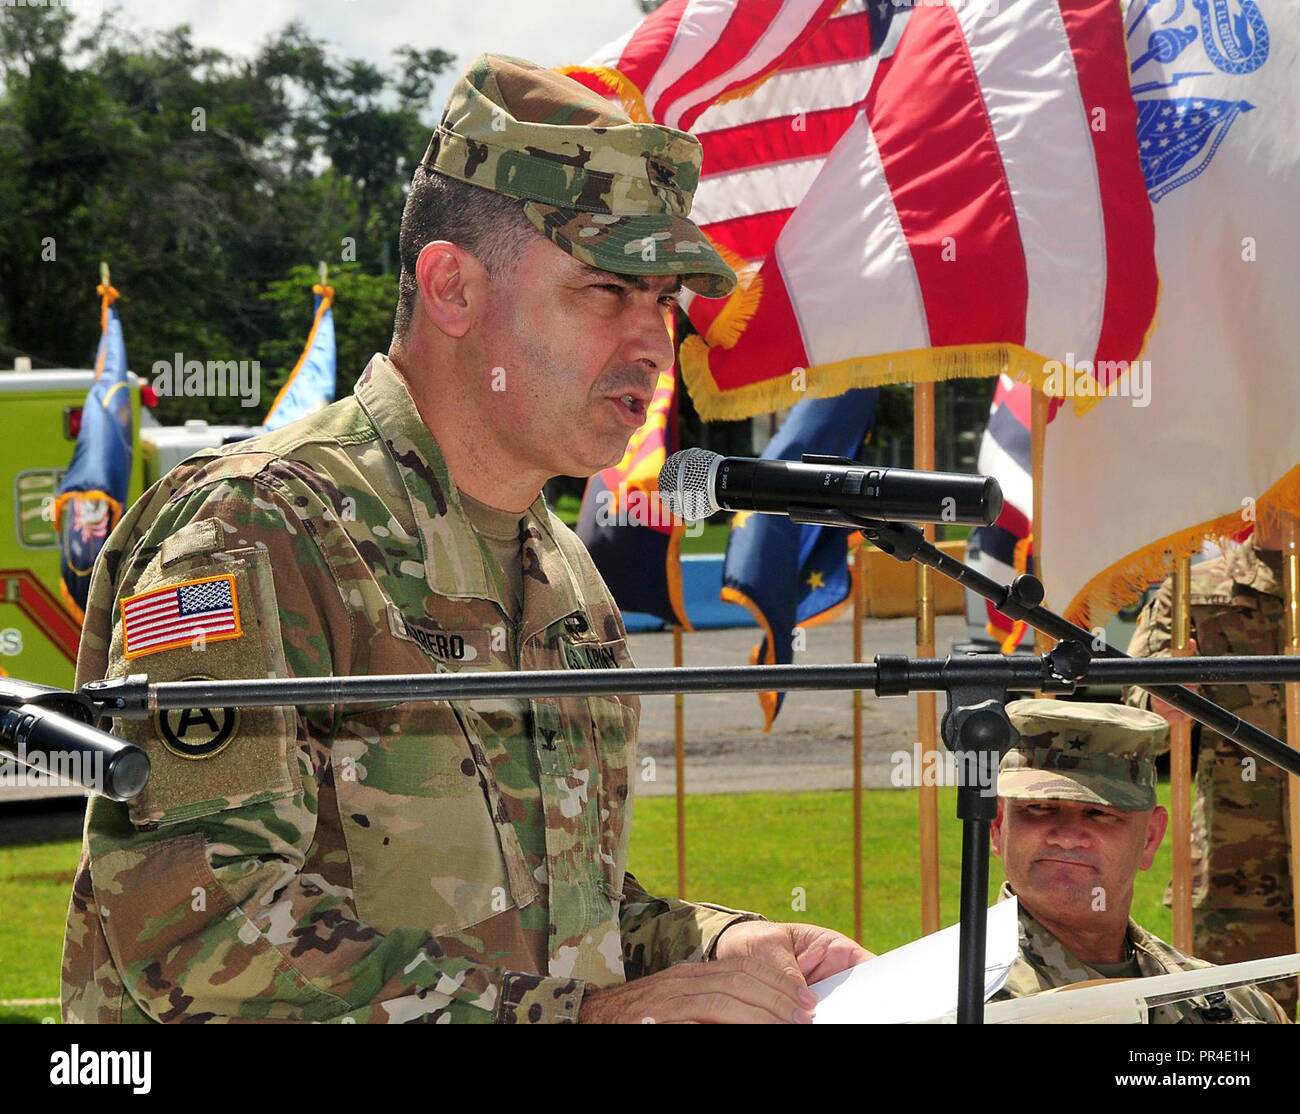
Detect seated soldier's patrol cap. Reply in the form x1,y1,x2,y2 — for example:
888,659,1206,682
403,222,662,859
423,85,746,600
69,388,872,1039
419,53,737,299
998,699,1168,812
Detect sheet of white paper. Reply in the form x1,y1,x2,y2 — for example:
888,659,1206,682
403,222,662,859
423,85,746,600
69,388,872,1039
809,897,1019,1024
981,950,1300,1024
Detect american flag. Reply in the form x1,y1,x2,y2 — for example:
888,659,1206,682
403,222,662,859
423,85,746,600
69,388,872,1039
567,0,1157,420
965,375,1033,651
121,575,241,658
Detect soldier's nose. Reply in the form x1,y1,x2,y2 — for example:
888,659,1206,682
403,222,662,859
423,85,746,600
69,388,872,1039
1044,824,1090,849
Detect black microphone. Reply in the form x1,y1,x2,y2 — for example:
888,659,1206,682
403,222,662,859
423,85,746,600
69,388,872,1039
658,449,1002,526
0,680,150,802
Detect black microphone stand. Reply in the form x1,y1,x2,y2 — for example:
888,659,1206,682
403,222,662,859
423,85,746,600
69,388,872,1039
75,648,1300,1024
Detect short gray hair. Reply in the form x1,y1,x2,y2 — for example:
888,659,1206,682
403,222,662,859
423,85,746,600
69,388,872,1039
392,167,541,341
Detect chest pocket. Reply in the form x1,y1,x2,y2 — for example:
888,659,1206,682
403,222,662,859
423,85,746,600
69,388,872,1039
589,693,639,895
556,629,640,897
331,625,539,938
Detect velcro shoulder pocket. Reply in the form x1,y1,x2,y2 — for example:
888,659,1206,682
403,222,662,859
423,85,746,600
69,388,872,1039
107,521,301,828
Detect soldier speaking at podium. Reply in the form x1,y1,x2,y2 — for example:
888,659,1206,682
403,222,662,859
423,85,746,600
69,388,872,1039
59,54,872,1025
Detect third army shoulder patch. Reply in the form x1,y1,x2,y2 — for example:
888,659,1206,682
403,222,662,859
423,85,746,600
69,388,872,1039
154,676,240,760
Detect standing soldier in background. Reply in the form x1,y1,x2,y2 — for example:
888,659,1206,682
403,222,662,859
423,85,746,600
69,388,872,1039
1126,520,1295,1016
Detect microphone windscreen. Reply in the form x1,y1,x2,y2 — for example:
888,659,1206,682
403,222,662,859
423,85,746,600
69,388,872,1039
658,449,721,522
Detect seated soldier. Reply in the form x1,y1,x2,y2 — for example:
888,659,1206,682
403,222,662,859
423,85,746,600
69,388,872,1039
989,699,1289,1024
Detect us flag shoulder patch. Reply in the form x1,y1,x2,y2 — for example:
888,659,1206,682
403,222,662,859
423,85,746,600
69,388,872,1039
120,574,243,660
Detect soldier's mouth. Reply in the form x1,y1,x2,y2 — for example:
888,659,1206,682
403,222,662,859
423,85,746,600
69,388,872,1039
607,393,648,425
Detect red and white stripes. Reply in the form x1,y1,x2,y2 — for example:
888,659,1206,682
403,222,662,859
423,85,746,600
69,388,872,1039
568,0,1157,421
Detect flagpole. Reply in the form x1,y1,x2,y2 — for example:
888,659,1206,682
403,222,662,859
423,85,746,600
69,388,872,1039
914,382,941,935
670,313,687,900
852,546,864,944
1281,510,1300,1012
97,261,113,368
1030,388,1053,659
1170,554,1194,953
673,624,687,898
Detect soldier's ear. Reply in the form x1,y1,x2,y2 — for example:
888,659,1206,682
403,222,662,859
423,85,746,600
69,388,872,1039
415,241,483,338
1138,804,1169,870
990,798,1006,857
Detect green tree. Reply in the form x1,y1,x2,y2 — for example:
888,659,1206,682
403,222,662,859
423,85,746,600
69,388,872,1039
0,6,450,425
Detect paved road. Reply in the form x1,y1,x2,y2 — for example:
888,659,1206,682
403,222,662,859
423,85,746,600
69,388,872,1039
628,613,967,796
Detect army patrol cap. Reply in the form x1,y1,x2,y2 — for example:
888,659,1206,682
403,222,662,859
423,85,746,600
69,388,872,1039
998,699,1168,812
419,53,737,299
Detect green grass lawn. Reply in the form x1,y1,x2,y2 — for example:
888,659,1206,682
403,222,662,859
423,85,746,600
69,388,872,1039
0,784,1175,1023
0,840,81,1023
627,784,1174,951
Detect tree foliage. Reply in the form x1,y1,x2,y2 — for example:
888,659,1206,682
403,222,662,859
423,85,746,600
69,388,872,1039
0,5,452,422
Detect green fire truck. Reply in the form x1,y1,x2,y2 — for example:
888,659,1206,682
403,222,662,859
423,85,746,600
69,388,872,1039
0,363,253,800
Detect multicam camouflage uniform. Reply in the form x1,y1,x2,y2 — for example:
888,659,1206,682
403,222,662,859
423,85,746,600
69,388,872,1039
61,54,756,1024
990,699,1288,1024
61,355,760,1024
995,881,1288,1023
1125,541,1295,1014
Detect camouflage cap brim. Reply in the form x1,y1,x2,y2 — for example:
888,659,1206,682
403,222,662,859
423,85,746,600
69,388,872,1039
998,762,1156,812
523,201,736,299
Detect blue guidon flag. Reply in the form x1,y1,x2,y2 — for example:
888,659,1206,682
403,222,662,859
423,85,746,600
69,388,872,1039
722,388,878,729
54,280,134,621
263,282,336,431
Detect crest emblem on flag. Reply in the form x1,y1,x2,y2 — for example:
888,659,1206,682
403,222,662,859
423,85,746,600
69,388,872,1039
1129,0,1268,202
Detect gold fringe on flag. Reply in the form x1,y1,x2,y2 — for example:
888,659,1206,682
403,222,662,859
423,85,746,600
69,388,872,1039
682,269,1163,422
681,338,1065,422
556,65,651,122
701,241,764,350
1063,464,1300,629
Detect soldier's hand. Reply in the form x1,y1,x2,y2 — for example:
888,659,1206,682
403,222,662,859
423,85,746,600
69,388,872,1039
1151,638,1200,726
578,956,819,1024
713,919,874,987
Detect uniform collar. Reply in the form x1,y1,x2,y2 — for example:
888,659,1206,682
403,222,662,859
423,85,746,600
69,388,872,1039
1001,882,1142,973
355,352,588,637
